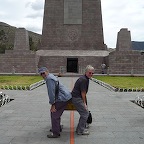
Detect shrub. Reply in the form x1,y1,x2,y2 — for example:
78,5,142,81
4,85,9,90
13,85,17,90
9,85,13,90
22,86,26,90
26,86,30,90
128,89,132,92
17,86,22,90
0,85,4,89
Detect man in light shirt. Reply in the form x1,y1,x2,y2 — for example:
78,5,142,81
38,67,72,138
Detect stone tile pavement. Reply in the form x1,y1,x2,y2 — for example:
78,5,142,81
0,77,144,144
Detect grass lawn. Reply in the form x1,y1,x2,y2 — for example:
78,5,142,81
0,75,43,87
0,75,144,89
93,76,144,89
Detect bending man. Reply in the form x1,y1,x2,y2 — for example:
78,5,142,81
38,67,72,138
71,65,94,135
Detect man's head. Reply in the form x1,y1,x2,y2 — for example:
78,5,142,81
38,67,49,79
85,65,95,79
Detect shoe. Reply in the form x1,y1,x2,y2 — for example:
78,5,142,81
47,133,60,138
85,123,89,129
49,125,63,132
76,129,89,135
49,128,62,132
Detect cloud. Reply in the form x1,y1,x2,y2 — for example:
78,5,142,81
0,0,44,34
26,0,44,11
101,0,144,47
26,12,43,19
0,0,144,48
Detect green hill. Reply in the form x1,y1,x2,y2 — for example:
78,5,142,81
0,22,41,53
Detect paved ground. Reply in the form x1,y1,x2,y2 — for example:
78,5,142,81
0,77,144,144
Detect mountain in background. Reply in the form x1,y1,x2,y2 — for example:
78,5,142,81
132,41,144,51
0,21,41,53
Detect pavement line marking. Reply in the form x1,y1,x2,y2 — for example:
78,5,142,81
70,111,74,144
70,77,75,144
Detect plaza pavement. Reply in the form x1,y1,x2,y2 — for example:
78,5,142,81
0,77,144,144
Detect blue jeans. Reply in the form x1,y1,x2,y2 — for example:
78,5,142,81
72,97,89,132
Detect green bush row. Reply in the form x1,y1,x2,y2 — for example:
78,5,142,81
115,87,144,92
0,85,30,90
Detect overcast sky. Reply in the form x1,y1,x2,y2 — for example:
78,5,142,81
0,0,144,48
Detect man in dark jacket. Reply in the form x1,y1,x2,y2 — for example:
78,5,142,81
71,65,94,135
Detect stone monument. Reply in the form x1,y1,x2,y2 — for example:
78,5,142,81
109,28,144,74
37,0,109,73
0,28,37,73
14,28,29,51
116,28,132,51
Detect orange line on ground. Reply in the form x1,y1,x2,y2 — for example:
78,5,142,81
70,111,75,144
70,77,74,144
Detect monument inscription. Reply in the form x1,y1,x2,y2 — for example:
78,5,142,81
64,0,82,24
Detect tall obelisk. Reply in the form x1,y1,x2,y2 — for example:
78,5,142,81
41,0,105,50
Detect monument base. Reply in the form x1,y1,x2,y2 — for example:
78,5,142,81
37,50,109,74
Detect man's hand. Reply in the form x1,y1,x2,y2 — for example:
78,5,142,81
50,104,57,113
84,103,88,110
81,91,88,110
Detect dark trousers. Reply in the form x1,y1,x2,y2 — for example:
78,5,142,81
51,101,68,135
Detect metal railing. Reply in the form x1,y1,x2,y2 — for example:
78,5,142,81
0,92,10,107
135,94,144,108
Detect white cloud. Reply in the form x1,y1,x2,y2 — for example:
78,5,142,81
0,0,144,48
26,12,43,19
25,0,44,11
101,0,144,48
0,0,44,34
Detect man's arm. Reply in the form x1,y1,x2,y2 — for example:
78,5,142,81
46,79,57,112
47,79,56,105
81,91,88,110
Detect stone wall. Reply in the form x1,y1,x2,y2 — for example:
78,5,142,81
0,51,37,73
38,56,105,74
109,51,144,74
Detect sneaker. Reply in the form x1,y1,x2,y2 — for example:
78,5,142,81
76,129,89,135
47,133,60,138
85,123,89,129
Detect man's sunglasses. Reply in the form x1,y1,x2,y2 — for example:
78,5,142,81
89,72,94,75
40,72,45,75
